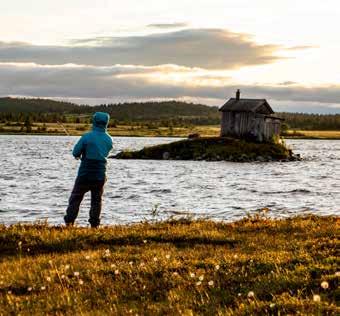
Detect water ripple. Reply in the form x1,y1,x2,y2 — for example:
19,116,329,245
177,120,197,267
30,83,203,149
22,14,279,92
0,135,339,226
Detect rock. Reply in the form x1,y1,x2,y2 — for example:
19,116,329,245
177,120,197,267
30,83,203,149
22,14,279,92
162,152,170,160
256,156,265,162
188,133,200,139
240,154,248,162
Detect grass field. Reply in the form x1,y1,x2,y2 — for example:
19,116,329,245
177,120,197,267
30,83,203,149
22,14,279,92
0,215,338,315
0,123,220,137
1,122,340,139
284,130,340,139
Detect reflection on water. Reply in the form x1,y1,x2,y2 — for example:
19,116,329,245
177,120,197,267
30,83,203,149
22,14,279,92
0,135,339,225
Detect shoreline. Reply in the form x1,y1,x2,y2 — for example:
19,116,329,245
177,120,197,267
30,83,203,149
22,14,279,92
0,215,338,314
1,131,340,140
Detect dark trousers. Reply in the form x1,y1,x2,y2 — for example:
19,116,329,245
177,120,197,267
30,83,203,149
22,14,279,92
64,177,105,227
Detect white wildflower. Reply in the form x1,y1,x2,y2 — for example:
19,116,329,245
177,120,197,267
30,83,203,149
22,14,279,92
153,257,158,262
313,294,321,302
208,280,214,286
85,255,90,260
165,254,171,259
321,281,329,289
79,279,84,285
74,271,80,277
190,273,195,278
173,272,178,276
46,277,51,282
65,264,70,270
196,281,202,286
129,261,133,266
114,270,119,275
215,265,220,270
199,275,204,281
335,271,340,277
143,240,147,244
40,286,46,291
247,291,255,299
27,287,32,292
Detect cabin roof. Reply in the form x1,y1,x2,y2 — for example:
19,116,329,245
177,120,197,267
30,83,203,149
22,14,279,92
219,98,274,114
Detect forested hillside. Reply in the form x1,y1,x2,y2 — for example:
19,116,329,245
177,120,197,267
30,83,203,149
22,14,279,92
0,97,82,113
0,97,220,125
278,112,340,130
0,97,339,130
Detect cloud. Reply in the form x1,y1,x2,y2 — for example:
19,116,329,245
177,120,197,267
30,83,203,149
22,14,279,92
0,62,339,113
0,29,284,70
278,81,297,86
147,23,188,29
286,45,317,50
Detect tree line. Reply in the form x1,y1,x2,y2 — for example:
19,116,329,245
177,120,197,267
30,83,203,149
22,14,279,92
0,97,339,130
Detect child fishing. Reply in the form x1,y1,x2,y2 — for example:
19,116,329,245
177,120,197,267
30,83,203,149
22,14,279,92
64,112,113,228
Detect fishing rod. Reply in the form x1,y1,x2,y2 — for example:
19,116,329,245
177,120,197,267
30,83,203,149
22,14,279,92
57,121,70,136
57,115,92,155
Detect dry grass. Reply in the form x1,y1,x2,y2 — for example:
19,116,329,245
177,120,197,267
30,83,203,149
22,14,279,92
1,122,340,139
284,130,340,139
0,123,220,137
0,215,339,315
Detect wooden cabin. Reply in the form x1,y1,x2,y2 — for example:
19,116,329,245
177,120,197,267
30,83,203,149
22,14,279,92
219,90,283,142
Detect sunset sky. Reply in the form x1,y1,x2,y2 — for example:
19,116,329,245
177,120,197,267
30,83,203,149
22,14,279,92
1,0,340,113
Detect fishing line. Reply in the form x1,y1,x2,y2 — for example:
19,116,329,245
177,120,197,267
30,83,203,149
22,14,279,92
57,121,74,152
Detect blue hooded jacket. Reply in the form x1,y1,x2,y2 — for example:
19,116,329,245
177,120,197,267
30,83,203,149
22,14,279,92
72,112,113,181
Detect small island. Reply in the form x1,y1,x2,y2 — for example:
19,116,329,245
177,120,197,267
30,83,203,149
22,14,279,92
113,136,297,162
114,91,300,162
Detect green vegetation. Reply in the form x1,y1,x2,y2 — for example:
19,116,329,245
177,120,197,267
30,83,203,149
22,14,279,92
0,97,219,127
1,97,340,133
279,112,340,131
0,215,338,315
114,137,291,162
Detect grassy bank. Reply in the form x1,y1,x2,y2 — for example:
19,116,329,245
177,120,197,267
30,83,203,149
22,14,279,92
0,215,338,315
283,130,340,140
1,122,340,139
0,123,220,137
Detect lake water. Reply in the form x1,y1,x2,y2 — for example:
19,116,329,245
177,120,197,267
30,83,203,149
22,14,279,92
0,135,339,226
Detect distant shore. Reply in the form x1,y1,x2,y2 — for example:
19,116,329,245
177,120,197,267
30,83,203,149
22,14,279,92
0,215,338,315
0,123,340,139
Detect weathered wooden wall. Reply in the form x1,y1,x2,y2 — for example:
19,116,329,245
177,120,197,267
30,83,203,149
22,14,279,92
220,111,281,142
